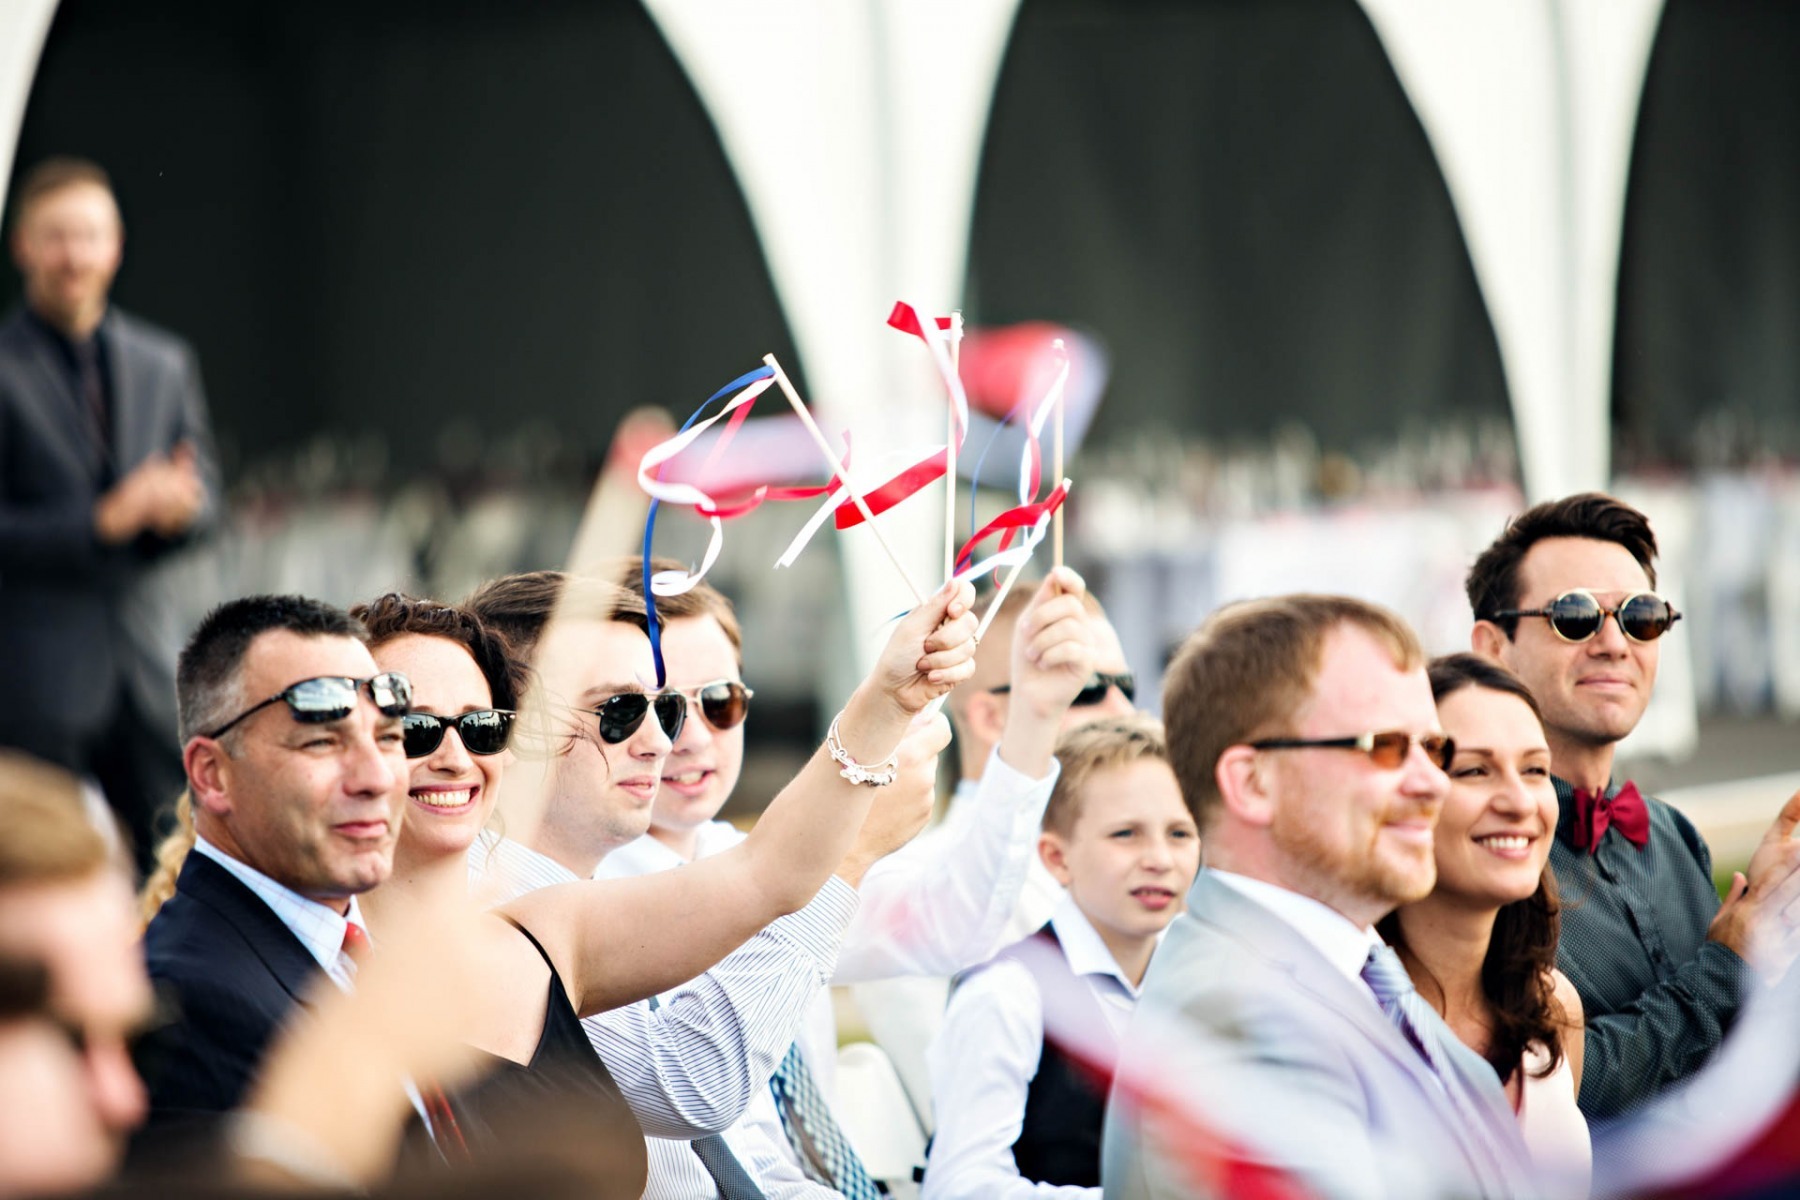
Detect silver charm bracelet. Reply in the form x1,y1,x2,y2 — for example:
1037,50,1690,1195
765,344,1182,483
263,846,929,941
826,711,900,786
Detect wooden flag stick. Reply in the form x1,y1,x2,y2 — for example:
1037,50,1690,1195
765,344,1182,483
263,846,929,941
919,479,1069,718
945,311,964,584
764,353,927,606
1052,337,1066,570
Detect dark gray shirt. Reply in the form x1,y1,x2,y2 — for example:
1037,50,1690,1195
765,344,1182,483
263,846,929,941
1550,774,1747,1121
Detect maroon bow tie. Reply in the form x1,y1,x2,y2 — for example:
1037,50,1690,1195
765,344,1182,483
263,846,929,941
1571,781,1650,853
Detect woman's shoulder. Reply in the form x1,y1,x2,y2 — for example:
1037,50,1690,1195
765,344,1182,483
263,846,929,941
1547,967,1584,1026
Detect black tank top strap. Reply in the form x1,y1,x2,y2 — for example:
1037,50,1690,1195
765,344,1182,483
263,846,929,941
498,914,555,968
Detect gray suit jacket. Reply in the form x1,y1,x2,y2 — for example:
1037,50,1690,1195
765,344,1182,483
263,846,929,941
1102,872,1538,1200
0,305,218,746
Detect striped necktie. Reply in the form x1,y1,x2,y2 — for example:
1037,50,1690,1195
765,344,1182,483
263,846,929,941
1361,944,1511,1192
768,1040,879,1199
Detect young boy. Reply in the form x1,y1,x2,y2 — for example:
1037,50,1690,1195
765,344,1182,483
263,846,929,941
922,715,1201,1198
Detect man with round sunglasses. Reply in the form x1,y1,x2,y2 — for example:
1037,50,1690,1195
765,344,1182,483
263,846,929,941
138,595,412,1138
1468,492,1800,1130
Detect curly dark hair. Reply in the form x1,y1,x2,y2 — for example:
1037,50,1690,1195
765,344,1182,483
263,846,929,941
1464,492,1659,637
1378,653,1567,1082
350,593,526,713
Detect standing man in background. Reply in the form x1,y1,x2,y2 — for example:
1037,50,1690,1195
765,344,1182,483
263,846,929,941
0,156,219,871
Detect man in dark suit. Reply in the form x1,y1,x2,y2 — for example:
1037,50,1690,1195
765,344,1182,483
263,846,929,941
137,595,409,1139
1467,492,1800,1126
1102,595,1534,1200
0,156,219,871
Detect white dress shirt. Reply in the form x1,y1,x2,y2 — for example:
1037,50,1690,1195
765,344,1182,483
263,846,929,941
922,893,1139,1200
469,832,856,1141
597,744,1057,1198
192,836,366,989
1207,869,1385,998
595,825,843,1199
847,750,1063,1122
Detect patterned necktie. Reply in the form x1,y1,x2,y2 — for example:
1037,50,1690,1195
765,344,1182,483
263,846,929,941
1361,945,1509,1187
646,994,766,1199
341,922,468,1161
1360,943,1448,1073
1571,780,1650,853
767,1040,879,1200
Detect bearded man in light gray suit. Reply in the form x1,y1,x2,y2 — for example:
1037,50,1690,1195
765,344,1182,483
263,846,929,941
1101,595,1538,1200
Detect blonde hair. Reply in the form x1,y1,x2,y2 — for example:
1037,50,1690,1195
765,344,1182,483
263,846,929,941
1042,715,1169,836
1163,595,1423,832
137,791,197,930
0,752,108,888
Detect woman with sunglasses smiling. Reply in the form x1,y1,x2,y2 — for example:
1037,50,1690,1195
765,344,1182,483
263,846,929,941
343,582,974,1172
1378,654,1590,1194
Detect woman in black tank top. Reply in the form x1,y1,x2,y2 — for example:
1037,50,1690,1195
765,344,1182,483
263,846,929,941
347,584,975,1174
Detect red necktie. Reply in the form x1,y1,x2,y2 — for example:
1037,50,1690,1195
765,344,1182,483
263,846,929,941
339,922,468,1160
1571,781,1650,854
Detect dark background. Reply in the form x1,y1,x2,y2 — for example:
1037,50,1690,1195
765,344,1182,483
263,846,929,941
7,0,1799,489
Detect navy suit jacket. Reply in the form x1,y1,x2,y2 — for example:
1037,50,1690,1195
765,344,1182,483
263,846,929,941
137,853,324,1136
0,304,218,749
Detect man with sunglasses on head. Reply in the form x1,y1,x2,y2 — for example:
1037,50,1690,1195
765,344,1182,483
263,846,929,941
137,595,412,1138
1467,492,1800,1127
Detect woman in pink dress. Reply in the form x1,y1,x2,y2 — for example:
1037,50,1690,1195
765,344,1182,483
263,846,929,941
1380,653,1591,1194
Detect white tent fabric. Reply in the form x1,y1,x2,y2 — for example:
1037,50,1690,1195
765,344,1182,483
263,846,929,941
642,0,1023,662
0,0,57,218
1356,0,1664,502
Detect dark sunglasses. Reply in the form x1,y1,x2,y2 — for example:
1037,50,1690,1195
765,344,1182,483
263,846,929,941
202,673,412,740
402,709,515,758
674,680,755,731
576,691,687,744
1492,589,1681,644
990,671,1136,708
1249,730,1455,771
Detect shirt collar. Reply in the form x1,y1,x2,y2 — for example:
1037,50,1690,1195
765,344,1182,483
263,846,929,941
1206,869,1384,988
1048,891,1144,998
192,836,361,974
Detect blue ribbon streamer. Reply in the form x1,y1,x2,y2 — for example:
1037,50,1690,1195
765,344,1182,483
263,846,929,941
641,365,775,687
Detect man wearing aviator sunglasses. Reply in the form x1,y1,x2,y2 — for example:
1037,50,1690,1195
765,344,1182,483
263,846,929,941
585,562,1109,1199
1469,492,1800,1129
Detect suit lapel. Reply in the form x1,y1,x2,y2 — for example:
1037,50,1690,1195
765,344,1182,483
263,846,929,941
1189,874,1525,1193
175,854,327,1005
101,310,144,467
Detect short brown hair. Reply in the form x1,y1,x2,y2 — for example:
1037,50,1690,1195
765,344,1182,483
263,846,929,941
616,558,742,661
1043,715,1168,836
1465,492,1659,637
464,571,642,658
352,593,526,712
11,157,114,226
0,753,108,889
1163,595,1423,831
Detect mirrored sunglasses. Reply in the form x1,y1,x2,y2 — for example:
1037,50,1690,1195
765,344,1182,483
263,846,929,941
202,673,412,740
1494,589,1681,644
1249,730,1455,771
675,680,754,731
402,709,515,758
578,691,688,744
